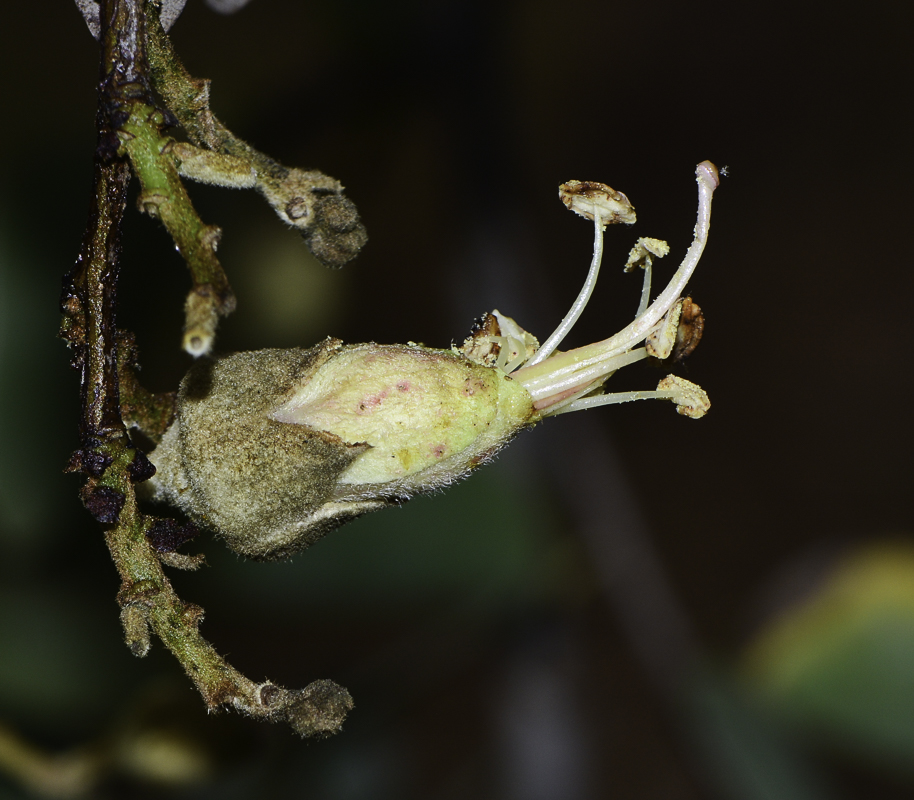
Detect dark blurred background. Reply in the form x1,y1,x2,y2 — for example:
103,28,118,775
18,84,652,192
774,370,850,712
1,1,913,798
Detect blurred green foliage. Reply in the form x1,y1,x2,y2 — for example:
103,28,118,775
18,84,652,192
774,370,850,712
743,543,914,778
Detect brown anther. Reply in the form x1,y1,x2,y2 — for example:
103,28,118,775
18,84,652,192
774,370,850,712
559,180,637,226
672,297,705,362
460,312,502,367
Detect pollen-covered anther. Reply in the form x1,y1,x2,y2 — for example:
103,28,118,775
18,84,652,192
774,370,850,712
656,375,711,419
672,297,704,362
645,299,684,360
625,237,670,272
559,180,637,227
460,310,539,374
459,312,501,367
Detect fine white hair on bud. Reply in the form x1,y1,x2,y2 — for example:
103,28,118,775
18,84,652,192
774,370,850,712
147,163,719,558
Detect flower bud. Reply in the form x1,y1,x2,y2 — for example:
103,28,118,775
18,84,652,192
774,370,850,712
147,338,535,559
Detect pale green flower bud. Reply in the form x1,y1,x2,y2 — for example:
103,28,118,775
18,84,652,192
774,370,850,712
147,338,535,559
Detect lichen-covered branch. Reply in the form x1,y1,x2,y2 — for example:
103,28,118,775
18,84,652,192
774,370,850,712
61,0,353,737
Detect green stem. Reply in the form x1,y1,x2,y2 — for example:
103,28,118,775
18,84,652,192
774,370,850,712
118,101,235,354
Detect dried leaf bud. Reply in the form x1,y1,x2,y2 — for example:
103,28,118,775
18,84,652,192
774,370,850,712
147,339,534,559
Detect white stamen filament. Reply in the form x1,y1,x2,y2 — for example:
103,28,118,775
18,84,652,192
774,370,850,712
514,161,719,415
636,258,652,318
550,388,680,416
487,335,529,373
523,210,605,368
529,346,650,410
524,347,647,414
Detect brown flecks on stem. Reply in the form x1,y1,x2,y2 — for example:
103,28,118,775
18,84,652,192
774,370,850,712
81,484,126,523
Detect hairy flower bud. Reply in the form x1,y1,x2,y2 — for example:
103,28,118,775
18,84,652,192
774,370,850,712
147,339,534,559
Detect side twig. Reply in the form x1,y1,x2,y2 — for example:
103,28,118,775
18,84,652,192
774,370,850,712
145,2,368,271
